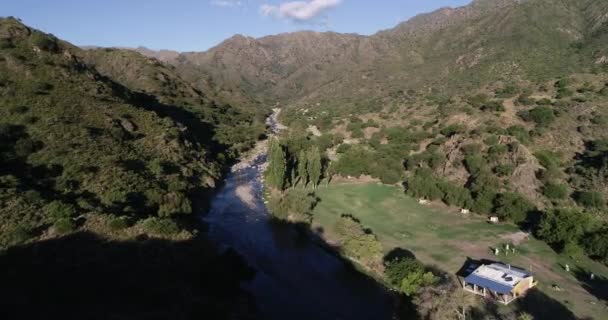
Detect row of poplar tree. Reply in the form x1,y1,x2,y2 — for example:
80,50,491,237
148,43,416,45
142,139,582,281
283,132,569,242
266,137,323,190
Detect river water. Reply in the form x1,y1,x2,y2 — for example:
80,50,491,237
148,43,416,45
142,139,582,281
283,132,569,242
203,112,395,320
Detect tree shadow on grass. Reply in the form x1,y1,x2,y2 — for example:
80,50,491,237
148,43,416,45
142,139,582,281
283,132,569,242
573,267,608,302
516,289,577,320
0,232,258,320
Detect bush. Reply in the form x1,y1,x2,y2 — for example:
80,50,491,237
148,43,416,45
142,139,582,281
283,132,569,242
158,192,192,217
583,227,608,264
437,181,472,208
542,182,569,200
471,191,497,215
494,193,535,223
140,217,179,236
107,215,129,231
494,164,514,177
481,100,505,112
574,191,606,210
440,124,466,137
45,201,76,221
385,257,424,287
335,215,383,268
520,106,556,127
537,209,590,250
268,189,318,222
405,171,443,200
30,32,59,52
53,218,76,234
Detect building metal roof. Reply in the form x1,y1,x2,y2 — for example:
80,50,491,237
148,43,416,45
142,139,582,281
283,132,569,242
464,263,531,294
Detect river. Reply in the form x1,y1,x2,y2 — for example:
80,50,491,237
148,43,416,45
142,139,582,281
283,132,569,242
203,110,395,320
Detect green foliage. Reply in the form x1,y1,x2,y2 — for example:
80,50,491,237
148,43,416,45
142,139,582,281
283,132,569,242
140,217,179,236
45,201,76,221
494,164,515,177
107,215,129,231
306,146,322,188
583,227,608,264
542,182,568,200
405,170,443,200
494,193,535,223
471,190,498,215
53,218,76,234
481,100,506,112
335,215,383,268
268,189,318,222
385,256,424,287
158,192,192,217
399,269,437,296
574,191,606,210
440,124,466,137
520,106,556,127
266,137,287,190
30,32,58,52
297,149,308,187
537,209,590,250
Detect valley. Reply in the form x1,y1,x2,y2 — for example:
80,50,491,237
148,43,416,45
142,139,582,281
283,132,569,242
1,0,608,319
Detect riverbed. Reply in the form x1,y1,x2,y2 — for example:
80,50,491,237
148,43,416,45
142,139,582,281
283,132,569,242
202,110,395,319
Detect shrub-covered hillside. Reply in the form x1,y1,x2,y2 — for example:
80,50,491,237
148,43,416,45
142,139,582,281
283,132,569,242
0,17,263,247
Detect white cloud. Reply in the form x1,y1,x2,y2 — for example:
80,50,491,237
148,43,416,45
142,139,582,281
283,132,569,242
261,0,341,22
211,0,244,8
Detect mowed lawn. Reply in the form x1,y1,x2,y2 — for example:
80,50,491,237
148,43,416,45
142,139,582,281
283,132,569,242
312,182,608,319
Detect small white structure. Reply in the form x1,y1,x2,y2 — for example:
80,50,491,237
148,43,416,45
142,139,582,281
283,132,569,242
463,263,536,305
489,216,500,224
418,198,429,205
460,208,470,214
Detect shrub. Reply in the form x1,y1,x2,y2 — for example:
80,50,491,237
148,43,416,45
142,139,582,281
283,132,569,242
45,201,76,221
385,257,424,287
53,218,76,234
574,191,606,210
481,100,505,112
141,217,179,236
405,171,443,200
438,181,472,208
107,215,129,231
336,143,351,154
158,192,192,217
494,193,535,223
471,191,497,215
335,215,383,268
583,227,608,264
542,182,569,200
494,164,514,177
440,124,466,137
520,106,556,127
30,32,59,52
537,209,590,251
268,189,318,222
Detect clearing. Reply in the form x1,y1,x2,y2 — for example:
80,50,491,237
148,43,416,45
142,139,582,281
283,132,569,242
312,182,608,319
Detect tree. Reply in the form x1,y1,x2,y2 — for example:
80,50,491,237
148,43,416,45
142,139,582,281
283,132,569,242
399,269,437,296
494,193,535,223
542,182,568,200
267,137,287,190
385,256,424,286
297,149,308,187
158,192,192,217
537,209,590,250
520,106,556,127
574,191,606,210
307,146,322,189
583,227,608,264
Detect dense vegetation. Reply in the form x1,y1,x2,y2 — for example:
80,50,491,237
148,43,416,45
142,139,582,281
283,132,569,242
0,17,263,318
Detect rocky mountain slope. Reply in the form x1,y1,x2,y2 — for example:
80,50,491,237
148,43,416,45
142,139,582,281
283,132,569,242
152,0,607,110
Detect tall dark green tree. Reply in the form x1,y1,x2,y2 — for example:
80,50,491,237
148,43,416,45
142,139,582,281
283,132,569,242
267,137,287,190
297,149,308,187
307,146,322,189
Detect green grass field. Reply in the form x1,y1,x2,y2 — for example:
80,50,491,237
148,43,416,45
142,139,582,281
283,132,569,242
312,182,608,319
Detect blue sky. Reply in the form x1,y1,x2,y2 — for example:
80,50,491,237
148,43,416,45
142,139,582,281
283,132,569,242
2,0,472,52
